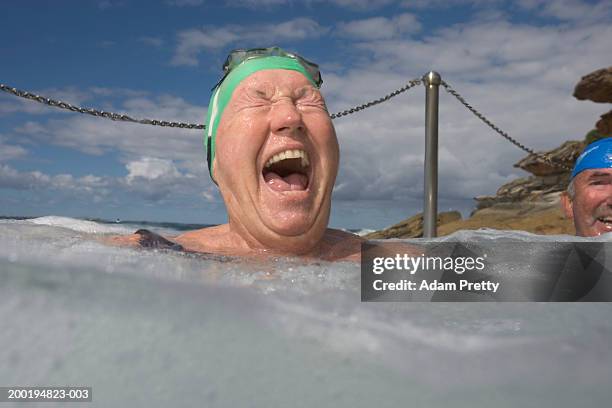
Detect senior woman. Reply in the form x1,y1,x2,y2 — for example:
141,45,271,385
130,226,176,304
111,47,361,261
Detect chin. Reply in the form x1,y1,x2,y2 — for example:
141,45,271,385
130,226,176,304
260,208,313,234
580,219,612,237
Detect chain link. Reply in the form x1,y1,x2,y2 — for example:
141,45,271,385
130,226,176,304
329,78,422,119
0,83,206,130
440,80,572,171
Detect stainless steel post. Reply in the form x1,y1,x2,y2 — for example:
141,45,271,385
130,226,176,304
423,71,441,238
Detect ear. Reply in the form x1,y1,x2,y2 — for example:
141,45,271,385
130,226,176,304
560,192,574,219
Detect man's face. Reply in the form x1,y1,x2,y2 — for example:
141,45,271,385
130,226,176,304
213,69,339,250
562,168,612,236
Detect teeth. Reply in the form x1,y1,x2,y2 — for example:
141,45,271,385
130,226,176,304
265,149,310,169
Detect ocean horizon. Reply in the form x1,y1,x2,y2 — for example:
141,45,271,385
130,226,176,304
0,215,372,235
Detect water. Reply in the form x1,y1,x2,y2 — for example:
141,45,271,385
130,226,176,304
1,216,611,407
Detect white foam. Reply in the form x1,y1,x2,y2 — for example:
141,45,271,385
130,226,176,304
435,227,612,242
1,217,611,406
22,215,135,234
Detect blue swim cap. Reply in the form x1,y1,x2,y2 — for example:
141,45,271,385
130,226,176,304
571,137,612,179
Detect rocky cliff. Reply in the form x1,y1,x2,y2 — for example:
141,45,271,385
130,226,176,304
365,66,611,239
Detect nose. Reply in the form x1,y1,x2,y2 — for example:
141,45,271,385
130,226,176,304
270,98,305,136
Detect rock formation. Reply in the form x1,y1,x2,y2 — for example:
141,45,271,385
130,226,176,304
574,66,612,139
573,67,612,103
473,140,582,211
596,110,612,136
364,211,461,239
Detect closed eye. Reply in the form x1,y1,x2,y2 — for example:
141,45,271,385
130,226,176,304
244,85,274,103
295,88,327,110
589,179,611,186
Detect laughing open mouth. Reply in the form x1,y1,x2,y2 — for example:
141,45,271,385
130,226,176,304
596,216,612,225
262,149,310,192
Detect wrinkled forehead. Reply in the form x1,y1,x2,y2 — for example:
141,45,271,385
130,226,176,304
576,167,612,182
232,69,322,98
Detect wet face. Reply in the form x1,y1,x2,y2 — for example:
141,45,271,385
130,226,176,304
213,69,339,253
562,168,612,237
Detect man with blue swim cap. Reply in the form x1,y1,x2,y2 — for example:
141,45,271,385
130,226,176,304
562,137,612,236
111,47,361,260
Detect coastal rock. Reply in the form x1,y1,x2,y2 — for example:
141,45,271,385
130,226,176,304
573,67,612,103
365,195,574,238
474,141,579,211
475,173,571,210
439,198,574,236
513,140,584,176
596,110,612,136
363,211,461,239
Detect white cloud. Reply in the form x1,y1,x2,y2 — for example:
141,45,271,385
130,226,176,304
0,136,27,162
201,190,216,202
171,18,328,66
336,13,421,40
0,164,49,190
122,157,201,201
125,157,182,182
0,157,214,205
352,20,612,89
0,164,112,197
517,0,612,23
89,87,148,98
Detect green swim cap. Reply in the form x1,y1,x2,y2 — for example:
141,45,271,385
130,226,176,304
204,55,319,181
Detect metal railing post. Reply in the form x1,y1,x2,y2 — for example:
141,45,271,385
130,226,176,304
423,71,441,238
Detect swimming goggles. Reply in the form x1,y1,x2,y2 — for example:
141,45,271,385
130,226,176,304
212,46,323,90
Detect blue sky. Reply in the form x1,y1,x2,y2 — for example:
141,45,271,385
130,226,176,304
1,0,610,229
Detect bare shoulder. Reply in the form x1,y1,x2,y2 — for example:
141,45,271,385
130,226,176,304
173,225,235,253
176,225,226,240
103,233,142,247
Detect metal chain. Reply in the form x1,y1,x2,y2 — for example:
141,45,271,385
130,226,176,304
440,80,572,171
0,83,206,130
329,78,422,119
1,79,422,129
1,79,573,172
